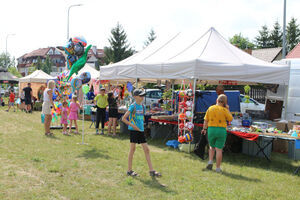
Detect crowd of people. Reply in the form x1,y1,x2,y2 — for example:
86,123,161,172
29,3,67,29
3,81,232,175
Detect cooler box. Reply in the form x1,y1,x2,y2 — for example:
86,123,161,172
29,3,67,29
288,140,300,160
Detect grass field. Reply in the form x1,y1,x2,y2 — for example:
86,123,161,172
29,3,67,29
0,104,300,200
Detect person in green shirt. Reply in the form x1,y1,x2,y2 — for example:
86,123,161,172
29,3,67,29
94,88,108,135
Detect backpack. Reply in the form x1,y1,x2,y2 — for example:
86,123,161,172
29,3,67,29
194,133,208,160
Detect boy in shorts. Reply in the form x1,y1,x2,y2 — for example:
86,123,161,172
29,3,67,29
6,90,15,112
122,89,161,177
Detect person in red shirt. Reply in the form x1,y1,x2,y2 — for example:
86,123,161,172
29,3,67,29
7,90,16,112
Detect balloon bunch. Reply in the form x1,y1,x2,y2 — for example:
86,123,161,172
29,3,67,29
55,71,73,99
178,84,195,143
63,36,87,70
51,100,71,123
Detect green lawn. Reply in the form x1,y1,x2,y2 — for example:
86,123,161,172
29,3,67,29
0,105,300,200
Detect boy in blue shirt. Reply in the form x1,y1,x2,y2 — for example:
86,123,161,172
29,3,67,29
122,89,161,177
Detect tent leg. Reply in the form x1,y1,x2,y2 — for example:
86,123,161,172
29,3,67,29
189,78,197,153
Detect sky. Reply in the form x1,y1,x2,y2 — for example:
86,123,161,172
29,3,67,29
0,0,300,60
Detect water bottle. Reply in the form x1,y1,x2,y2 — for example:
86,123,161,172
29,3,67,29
41,114,45,123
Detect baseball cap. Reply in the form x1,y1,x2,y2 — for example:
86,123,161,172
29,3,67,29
100,87,106,91
132,88,146,96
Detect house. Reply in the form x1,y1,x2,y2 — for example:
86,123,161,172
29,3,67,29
17,47,65,76
86,46,105,68
286,43,300,58
18,46,105,77
251,47,283,63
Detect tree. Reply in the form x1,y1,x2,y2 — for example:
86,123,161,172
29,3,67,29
144,29,157,47
103,23,135,64
270,21,283,48
35,57,43,70
41,56,52,74
255,25,271,48
0,53,15,68
286,17,300,51
230,33,254,49
7,66,22,78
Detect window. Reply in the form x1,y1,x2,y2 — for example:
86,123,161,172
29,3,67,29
150,91,162,99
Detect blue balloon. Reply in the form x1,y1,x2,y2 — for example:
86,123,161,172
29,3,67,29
71,78,82,92
79,72,91,84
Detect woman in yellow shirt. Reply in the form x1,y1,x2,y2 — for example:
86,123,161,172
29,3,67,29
202,94,233,173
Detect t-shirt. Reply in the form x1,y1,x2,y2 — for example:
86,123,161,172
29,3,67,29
108,97,118,109
95,94,108,108
9,93,15,102
23,87,32,99
128,103,145,132
204,105,233,128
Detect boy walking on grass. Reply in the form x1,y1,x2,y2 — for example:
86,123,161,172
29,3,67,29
6,90,15,112
122,89,161,177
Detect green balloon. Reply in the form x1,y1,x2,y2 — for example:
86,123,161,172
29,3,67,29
82,85,89,94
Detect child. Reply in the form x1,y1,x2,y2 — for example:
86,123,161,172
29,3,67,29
61,101,69,135
107,92,118,136
94,88,108,135
6,90,15,112
122,89,161,177
69,96,81,134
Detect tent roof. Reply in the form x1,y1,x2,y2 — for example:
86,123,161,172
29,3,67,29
100,27,289,85
75,64,100,79
19,70,54,83
0,68,19,83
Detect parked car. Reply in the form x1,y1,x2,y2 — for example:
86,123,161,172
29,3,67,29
240,94,265,113
144,89,163,106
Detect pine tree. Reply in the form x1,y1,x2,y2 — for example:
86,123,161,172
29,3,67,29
286,17,300,51
270,21,283,48
230,33,254,49
104,23,135,64
41,56,52,74
255,25,271,49
144,29,157,48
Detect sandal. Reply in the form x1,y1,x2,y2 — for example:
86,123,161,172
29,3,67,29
127,170,139,177
150,170,162,177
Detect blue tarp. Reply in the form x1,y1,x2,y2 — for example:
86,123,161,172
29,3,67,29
295,140,300,149
195,91,240,112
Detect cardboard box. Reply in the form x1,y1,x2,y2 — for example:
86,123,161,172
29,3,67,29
273,139,288,153
288,121,300,131
276,122,288,132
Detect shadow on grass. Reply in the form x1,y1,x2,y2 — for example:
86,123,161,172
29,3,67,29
221,171,261,182
45,134,60,140
136,177,177,195
78,148,110,159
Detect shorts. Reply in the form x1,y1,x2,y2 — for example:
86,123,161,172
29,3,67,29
130,130,146,144
109,108,118,118
9,102,14,106
42,102,52,115
207,126,227,149
25,97,31,105
21,98,25,103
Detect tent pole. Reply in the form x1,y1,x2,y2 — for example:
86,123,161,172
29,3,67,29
189,78,197,153
282,61,291,120
171,80,175,113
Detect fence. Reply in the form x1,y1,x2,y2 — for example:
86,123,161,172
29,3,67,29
249,88,267,103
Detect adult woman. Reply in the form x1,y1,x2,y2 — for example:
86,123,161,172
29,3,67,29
42,80,56,136
202,94,233,173
107,92,119,136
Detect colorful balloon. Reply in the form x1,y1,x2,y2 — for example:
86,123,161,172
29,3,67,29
71,78,82,92
82,85,90,95
79,72,91,84
184,133,192,142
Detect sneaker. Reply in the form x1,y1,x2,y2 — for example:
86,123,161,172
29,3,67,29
206,163,213,170
216,168,222,173
96,129,99,135
100,130,104,135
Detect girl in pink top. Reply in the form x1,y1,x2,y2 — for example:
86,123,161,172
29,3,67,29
61,101,69,135
69,96,81,134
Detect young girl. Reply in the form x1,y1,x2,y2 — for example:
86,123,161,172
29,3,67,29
69,96,81,134
108,92,119,136
61,101,69,135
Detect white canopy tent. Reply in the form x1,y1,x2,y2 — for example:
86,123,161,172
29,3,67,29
100,27,289,85
75,64,100,80
19,70,54,83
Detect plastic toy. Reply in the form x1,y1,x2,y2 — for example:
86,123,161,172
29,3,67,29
185,122,194,130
